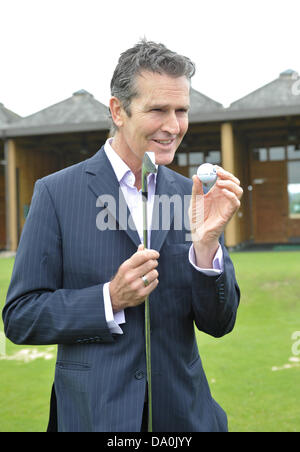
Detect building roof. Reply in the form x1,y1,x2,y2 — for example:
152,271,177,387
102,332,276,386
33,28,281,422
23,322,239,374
2,90,110,137
226,69,300,119
1,87,224,137
188,88,224,122
2,70,300,138
0,102,21,126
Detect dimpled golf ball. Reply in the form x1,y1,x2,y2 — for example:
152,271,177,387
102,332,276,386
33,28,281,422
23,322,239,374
197,163,218,187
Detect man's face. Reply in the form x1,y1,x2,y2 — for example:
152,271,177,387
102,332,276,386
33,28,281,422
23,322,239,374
114,71,190,168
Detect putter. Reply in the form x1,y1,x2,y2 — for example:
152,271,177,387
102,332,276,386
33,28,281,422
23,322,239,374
141,151,157,432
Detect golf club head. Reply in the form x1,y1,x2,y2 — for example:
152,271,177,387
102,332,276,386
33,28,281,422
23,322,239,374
142,152,157,176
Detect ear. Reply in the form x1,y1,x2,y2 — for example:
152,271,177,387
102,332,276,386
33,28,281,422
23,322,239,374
109,97,124,129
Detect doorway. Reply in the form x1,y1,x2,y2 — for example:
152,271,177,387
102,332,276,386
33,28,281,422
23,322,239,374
251,160,288,243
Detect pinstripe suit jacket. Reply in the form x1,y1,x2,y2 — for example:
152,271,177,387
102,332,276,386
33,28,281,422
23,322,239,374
3,146,240,432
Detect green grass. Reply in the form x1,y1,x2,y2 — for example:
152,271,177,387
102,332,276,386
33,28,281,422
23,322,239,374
0,258,55,432
197,251,300,432
1,252,300,432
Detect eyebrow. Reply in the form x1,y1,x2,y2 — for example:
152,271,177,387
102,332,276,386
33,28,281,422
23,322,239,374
147,103,190,110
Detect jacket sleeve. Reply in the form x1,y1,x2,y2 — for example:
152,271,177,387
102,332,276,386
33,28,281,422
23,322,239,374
191,236,240,338
2,179,114,346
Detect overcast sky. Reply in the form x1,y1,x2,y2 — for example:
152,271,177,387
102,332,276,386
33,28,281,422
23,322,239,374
1,0,300,117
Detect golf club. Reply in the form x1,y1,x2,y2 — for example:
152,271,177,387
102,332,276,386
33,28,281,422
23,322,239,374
141,151,157,432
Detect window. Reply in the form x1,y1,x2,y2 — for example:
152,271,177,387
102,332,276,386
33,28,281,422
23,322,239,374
189,152,204,165
287,145,300,160
189,166,199,178
269,146,285,161
252,145,299,162
288,161,300,218
188,150,221,178
253,148,268,161
205,150,221,164
173,153,187,166
171,149,221,178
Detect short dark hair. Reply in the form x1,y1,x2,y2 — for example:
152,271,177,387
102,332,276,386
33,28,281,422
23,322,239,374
109,39,195,131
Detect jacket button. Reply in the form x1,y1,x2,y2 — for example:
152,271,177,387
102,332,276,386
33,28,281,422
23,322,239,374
135,370,145,380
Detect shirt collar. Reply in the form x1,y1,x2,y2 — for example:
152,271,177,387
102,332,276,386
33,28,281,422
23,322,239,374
104,138,158,186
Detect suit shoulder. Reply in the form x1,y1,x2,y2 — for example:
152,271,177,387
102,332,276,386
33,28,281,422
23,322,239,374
162,166,192,191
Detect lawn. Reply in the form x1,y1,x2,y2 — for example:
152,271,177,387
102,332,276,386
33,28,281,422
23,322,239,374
197,251,300,432
0,252,300,432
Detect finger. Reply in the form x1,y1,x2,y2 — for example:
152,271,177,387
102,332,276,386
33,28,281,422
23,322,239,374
221,188,241,208
215,166,240,185
140,269,159,287
216,179,244,199
131,258,159,281
127,248,160,269
140,275,159,296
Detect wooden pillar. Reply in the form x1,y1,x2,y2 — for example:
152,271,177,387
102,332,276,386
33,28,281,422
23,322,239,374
221,122,239,248
5,139,18,251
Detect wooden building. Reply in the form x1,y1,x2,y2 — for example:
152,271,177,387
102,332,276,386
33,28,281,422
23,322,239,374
172,70,300,247
1,70,300,251
0,103,21,250
0,90,109,251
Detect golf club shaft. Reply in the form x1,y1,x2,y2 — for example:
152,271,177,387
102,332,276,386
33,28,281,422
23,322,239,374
142,176,153,432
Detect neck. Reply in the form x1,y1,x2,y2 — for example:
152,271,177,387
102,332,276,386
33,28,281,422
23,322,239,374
133,171,142,191
111,134,143,190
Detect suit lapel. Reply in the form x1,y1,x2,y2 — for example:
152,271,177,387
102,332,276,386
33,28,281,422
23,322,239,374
85,146,141,248
85,147,179,253
150,165,177,252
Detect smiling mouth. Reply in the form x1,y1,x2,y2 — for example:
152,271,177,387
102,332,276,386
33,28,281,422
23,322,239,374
152,139,174,145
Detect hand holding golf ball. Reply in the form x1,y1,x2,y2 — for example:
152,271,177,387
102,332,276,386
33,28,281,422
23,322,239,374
197,163,218,188
189,164,243,265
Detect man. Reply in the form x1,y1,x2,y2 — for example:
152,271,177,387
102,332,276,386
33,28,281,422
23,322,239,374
3,40,243,432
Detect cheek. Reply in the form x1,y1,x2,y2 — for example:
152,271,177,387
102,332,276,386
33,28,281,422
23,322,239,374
145,119,162,136
180,118,189,135
126,121,145,143
130,116,157,140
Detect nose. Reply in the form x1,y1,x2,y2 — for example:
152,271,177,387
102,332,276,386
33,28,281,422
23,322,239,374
161,111,180,135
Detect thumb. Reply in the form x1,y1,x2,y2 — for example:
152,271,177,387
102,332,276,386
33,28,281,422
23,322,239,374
192,174,204,197
138,244,145,251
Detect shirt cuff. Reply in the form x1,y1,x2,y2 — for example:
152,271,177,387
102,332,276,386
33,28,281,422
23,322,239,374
103,282,125,334
188,243,224,276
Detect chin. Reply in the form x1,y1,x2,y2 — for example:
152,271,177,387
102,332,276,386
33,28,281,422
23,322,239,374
154,154,175,166
153,148,178,166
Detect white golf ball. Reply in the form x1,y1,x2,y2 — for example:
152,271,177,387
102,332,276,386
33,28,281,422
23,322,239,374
197,163,218,186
